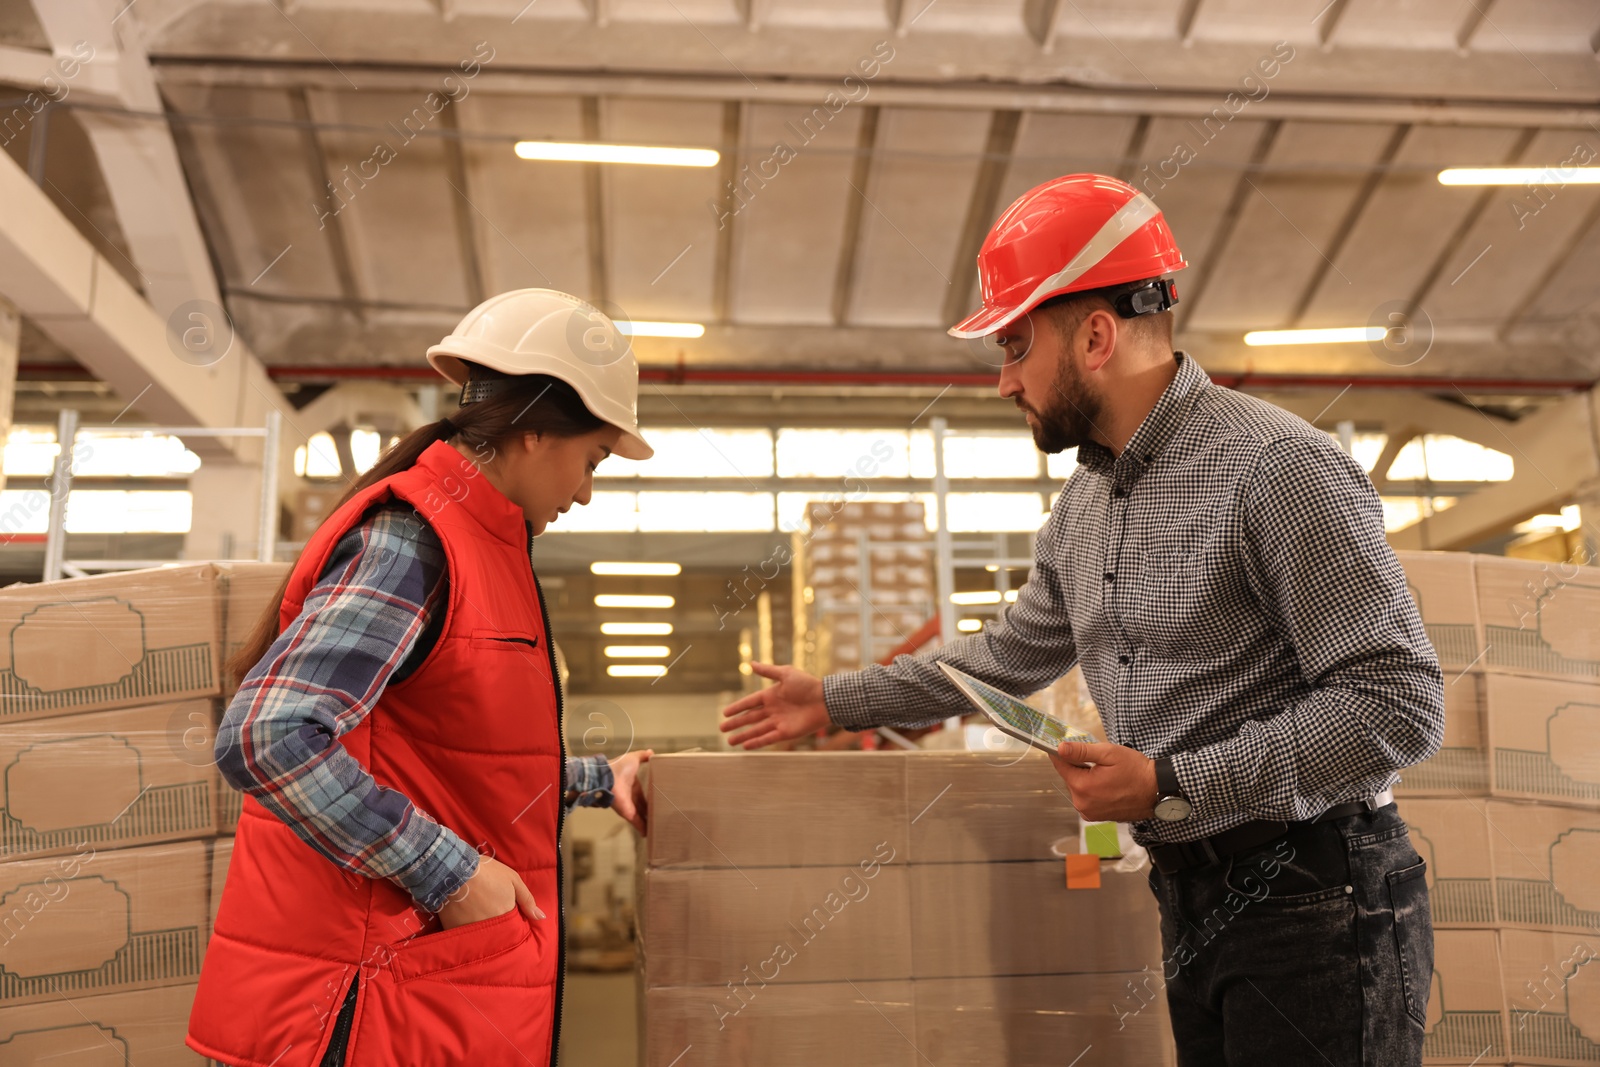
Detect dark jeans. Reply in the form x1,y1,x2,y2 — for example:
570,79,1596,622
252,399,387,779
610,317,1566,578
1145,803,1432,1067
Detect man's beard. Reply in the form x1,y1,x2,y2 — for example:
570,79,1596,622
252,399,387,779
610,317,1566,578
1019,355,1101,454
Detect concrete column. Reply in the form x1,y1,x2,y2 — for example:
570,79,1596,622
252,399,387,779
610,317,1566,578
185,460,267,561
0,298,16,495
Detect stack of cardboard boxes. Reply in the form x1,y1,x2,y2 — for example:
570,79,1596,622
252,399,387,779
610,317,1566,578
640,751,1177,1066
0,561,286,1064
1396,550,1600,1067
792,501,936,675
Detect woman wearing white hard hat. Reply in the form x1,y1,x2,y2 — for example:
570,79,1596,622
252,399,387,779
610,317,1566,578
190,289,653,1067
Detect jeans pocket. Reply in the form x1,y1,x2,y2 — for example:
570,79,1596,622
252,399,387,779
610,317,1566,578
1387,859,1433,1027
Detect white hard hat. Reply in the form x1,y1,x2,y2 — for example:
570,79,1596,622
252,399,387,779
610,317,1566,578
426,289,653,461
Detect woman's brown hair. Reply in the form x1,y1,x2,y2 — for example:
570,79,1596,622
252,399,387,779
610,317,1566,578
225,366,607,692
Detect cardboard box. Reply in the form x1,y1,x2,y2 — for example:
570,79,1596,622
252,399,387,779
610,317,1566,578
1500,927,1600,1065
216,561,290,694
646,980,917,1067
0,840,208,1006
1398,550,1486,673
908,863,1161,979
647,752,1081,869
1426,929,1510,1065
642,864,913,987
0,564,223,722
1487,676,1600,808
1486,803,1600,935
915,974,1175,1067
0,981,204,1064
645,975,1176,1067
1405,799,1496,927
1398,674,1490,797
648,753,911,870
1476,556,1600,684
904,751,1079,863
0,699,220,861
216,778,241,836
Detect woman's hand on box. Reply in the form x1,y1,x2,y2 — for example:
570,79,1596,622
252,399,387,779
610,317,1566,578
718,663,829,749
608,749,653,834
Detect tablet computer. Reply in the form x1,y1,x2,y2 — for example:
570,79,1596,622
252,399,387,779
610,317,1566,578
937,660,1097,756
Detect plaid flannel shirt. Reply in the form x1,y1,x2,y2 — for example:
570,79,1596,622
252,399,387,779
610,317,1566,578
216,500,612,913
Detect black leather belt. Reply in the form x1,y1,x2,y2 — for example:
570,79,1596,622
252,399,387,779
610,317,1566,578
1147,789,1395,875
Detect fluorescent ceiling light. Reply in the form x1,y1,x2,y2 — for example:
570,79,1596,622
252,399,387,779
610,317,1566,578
514,141,719,167
608,664,668,678
601,622,673,636
1243,327,1385,347
616,321,706,339
594,594,675,609
950,591,1002,605
1438,167,1600,186
604,645,671,658
591,562,682,576
956,618,983,632
1004,589,1018,602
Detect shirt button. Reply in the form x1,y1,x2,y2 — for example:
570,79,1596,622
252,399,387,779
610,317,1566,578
1118,654,1131,665
1104,572,1115,582
1112,487,1127,498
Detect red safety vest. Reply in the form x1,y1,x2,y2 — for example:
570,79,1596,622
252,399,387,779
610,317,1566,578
188,439,567,1067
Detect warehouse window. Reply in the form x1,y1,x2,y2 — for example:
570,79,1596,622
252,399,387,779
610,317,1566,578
5,427,202,477
1385,436,1512,482
0,489,192,533
939,434,1039,478
1046,448,1078,480
622,429,774,479
1380,496,1458,532
293,433,342,478
637,492,775,532
776,430,913,478
941,493,1050,532
350,429,384,474
776,491,923,532
553,491,641,532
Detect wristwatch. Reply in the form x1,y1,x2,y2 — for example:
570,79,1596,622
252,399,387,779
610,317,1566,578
1152,755,1192,823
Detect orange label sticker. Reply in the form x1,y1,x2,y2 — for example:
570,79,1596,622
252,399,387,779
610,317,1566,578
1065,853,1101,890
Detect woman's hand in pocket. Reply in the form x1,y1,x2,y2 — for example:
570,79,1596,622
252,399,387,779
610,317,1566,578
609,749,654,835
438,856,544,930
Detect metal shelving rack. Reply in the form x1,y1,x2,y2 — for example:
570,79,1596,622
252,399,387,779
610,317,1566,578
40,408,284,581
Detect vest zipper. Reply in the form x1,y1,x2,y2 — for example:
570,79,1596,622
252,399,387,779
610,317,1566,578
528,523,567,1067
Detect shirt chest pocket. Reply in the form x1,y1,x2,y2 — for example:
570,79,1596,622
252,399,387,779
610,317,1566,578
1127,542,1242,661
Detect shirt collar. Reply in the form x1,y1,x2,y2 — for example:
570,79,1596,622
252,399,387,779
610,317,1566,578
1075,350,1208,475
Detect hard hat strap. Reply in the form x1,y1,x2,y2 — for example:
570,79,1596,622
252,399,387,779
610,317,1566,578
459,378,520,405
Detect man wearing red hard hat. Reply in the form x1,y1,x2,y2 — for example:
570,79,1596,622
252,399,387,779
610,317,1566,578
721,174,1444,1066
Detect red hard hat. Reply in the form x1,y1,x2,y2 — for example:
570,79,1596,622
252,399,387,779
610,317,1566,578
948,173,1188,339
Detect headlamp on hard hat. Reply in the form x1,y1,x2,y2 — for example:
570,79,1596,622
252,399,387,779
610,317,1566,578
1110,278,1179,319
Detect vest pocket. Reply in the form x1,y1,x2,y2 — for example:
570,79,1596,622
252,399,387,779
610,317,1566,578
469,628,542,652
388,906,532,983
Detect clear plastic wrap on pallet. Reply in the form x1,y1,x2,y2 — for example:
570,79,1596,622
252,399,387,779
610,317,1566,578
639,750,1174,1066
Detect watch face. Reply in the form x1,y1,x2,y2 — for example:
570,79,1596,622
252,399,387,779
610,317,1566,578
1154,795,1192,822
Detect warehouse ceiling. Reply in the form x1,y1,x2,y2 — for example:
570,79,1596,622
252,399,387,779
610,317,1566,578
8,0,1600,389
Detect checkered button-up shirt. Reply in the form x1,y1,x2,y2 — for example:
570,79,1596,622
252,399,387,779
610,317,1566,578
823,351,1444,846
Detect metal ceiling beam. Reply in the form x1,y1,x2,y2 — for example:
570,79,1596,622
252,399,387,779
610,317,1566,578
1499,192,1600,341
290,87,365,318
1407,126,1539,318
712,101,741,326
151,63,1600,130
1174,119,1282,334
1287,122,1410,327
831,105,879,327
942,109,1019,328
1313,0,1352,49
438,102,486,308
580,95,609,308
1174,0,1204,45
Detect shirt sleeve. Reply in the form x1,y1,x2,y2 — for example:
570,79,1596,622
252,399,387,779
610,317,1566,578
821,502,1079,731
565,754,616,807
1169,433,1446,823
214,502,482,914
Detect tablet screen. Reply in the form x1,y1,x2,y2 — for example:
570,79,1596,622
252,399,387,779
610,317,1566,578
949,665,1097,746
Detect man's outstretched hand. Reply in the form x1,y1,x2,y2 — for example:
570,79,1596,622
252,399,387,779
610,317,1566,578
719,662,830,749
1049,740,1159,823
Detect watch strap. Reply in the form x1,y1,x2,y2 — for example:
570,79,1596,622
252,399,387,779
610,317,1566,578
1154,755,1184,800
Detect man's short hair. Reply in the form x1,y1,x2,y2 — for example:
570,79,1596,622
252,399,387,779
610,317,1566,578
1036,277,1175,344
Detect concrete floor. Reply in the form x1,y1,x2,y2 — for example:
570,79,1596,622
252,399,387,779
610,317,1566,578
560,973,637,1067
